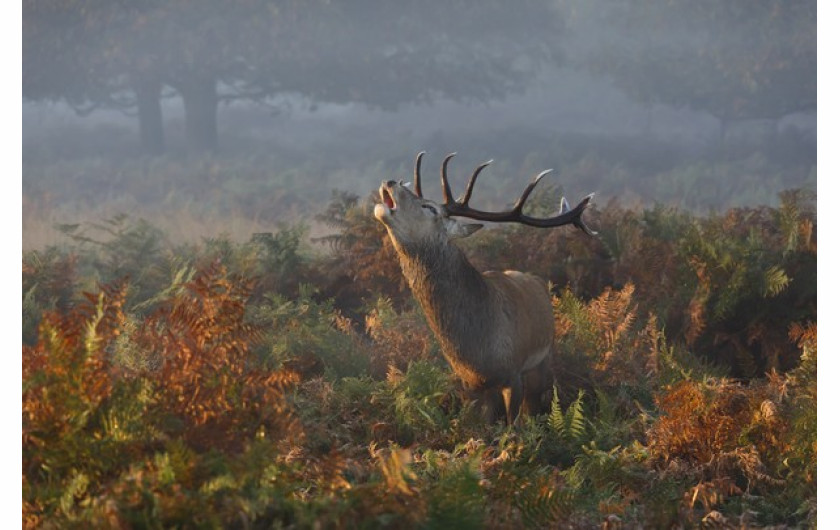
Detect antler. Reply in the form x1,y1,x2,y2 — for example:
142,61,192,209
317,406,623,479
414,151,425,199
414,152,596,235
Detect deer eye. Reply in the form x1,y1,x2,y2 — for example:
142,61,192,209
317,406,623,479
421,204,438,216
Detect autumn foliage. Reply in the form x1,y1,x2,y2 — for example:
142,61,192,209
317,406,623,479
22,190,816,528
23,265,300,527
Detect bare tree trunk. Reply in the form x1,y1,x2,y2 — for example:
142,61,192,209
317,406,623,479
180,73,218,153
134,73,165,155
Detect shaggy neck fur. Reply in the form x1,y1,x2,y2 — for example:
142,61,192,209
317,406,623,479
391,235,498,388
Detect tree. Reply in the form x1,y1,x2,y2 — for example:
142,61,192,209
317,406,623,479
24,0,168,154
23,1,566,153
560,0,816,140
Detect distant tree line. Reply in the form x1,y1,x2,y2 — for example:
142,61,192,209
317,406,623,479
23,0,565,154
561,0,816,141
23,0,816,154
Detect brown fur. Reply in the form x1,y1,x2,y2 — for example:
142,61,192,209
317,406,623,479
374,181,554,424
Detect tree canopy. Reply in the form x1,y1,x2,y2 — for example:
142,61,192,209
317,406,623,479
560,0,816,128
23,0,566,153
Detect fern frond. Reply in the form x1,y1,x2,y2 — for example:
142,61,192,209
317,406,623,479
548,387,587,445
518,482,577,527
762,265,790,297
548,386,565,435
565,390,587,443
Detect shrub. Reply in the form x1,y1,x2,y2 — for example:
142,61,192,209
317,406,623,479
365,297,437,378
250,285,370,380
23,265,301,527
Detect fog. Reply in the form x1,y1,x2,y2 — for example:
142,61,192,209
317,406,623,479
24,69,733,157
23,0,816,247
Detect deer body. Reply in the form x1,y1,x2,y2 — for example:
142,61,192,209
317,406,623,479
394,234,553,386
375,153,593,424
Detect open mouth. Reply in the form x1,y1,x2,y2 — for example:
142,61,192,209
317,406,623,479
381,186,396,210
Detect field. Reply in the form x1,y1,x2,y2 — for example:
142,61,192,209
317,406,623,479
23,169,817,527
23,103,816,250
22,0,818,524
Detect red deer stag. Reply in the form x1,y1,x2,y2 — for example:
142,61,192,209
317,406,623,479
374,152,595,424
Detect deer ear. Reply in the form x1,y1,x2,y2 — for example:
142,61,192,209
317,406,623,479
445,218,483,239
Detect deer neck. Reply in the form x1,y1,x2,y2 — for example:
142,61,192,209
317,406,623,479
392,238,492,369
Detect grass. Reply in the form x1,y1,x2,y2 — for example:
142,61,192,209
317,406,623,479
23,112,815,251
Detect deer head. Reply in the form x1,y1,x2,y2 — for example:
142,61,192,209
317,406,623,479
375,152,594,249
374,152,595,425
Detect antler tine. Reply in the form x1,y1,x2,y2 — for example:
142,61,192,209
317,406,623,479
573,193,598,236
511,169,552,213
440,152,457,203
461,160,492,206
414,151,425,198
437,160,596,234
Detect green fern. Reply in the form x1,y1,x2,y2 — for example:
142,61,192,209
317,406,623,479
423,457,485,530
251,288,368,377
389,361,454,434
566,391,587,442
548,387,587,445
251,223,306,279
762,265,791,297
518,480,578,527
59,471,90,518
100,377,159,443
777,189,806,255
562,441,650,519
547,386,565,434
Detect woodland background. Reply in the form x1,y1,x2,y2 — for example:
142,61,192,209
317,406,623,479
23,0,817,527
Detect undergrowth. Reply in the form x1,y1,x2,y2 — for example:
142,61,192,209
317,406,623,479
22,189,816,528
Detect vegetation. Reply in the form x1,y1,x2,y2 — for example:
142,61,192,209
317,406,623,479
23,188,816,528
563,0,817,139
23,0,564,153
22,132,816,255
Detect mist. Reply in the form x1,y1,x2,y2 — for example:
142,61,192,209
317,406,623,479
23,0,816,248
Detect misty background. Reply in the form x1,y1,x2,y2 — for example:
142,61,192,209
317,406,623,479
22,0,817,249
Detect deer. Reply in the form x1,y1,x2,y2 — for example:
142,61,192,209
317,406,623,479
374,152,595,425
